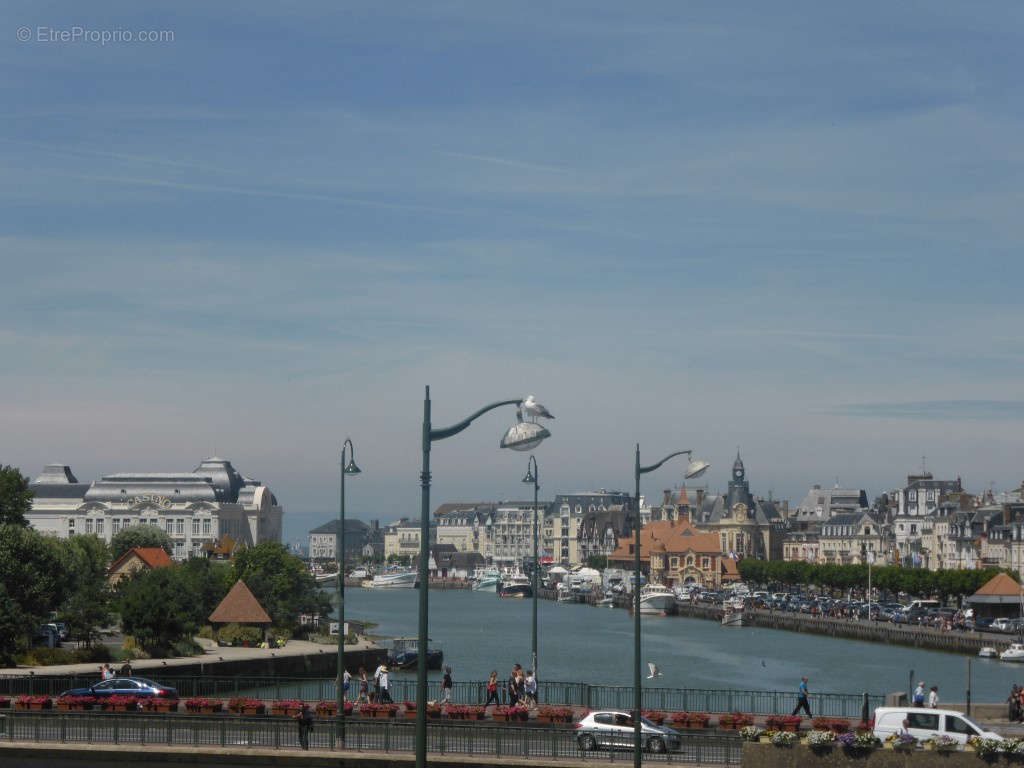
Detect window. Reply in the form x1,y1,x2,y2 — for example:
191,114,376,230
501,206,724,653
670,557,679,568
909,490,917,501
911,524,917,534
112,519,121,534
702,557,710,569
96,519,104,535
945,716,977,736
926,490,935,502
907,712,939,730
68,518,75,533
165,518,173,533
192,518,200,536
86,518,93,534
176,519,184,535
687,555,694,566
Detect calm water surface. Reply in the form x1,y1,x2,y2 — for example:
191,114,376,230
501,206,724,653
338,587,1014,702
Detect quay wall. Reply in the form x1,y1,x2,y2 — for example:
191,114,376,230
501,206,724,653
742,742,993,768
538,589,1006,655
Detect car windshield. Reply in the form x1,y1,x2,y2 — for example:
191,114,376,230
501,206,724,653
640,717,659,728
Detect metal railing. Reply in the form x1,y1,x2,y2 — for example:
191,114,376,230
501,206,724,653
0,711,742,764
0,676,881,718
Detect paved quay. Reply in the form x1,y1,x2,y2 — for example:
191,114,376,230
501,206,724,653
0,636,382,678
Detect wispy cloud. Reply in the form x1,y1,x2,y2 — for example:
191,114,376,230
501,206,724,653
831,400,1024,421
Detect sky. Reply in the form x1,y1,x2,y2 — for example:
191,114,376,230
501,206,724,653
2,2,1023,545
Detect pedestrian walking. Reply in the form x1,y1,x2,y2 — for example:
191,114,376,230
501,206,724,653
791,676,812,718
378,665,392,703
356,667,370,704
342,669,352,702
1008,685,1020,722
912,681,926,707
484,670,499,706
440,666,453,704
295,702,314,750
507,664,522,705
373,662,386,702
119,661,133,677
928,686,939,709
524,669,537,708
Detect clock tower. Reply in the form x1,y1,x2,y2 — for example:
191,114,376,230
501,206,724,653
726,451,754,512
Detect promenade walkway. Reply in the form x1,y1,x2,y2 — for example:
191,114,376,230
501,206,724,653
0,636,381,679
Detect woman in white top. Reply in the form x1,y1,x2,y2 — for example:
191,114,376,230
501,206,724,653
928,686,939,708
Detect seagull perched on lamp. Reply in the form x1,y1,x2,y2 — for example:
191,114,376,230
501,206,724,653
522,395,554,421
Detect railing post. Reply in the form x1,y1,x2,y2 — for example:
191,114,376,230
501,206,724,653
585,684,591,710
167,714,173,746
113,717,119,745
59,714,65,743
220,717,226,747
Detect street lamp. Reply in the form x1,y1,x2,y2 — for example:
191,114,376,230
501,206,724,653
632,445,708,768
416,387,551,768
522,455,540,677
337,438,361,745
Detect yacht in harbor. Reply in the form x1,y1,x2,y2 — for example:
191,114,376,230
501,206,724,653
471,567,500,592
370,570,417,589
638,584,676,615
1000,643,1024,662
387,636,444,670
722,597,745,627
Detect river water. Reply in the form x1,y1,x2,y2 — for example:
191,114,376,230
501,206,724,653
337,587,1016,703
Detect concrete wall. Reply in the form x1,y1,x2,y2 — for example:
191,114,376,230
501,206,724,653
742,742,996,768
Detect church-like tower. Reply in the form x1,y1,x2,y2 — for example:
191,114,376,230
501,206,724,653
726,451,754,513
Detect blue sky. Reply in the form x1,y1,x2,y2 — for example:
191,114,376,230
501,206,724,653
3,2,1023,544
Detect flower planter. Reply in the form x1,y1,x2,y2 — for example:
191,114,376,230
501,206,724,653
30,702,51,711
272,706,302,717
200,705,221,714
242,706,264,716
148,702,177,713
781,723,799,733
687,719,707,729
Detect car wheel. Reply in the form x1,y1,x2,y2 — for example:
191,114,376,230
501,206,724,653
647,737,666,753
578,734,597,752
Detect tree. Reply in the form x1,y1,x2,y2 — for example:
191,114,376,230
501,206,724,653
175,557,233,629
116,567,198,656
59,535,113,647
587,555,609,570
232,542,328,630
0,465,33,527
0,524,72,663
109,524,172,561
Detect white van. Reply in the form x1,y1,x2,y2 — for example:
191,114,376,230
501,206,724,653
873,707,1002,745
904,600,940,612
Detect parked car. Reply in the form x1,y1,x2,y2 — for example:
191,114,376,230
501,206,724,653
873,707,1001,745
59,677,178,700
575,710,682,753
974,616,994,631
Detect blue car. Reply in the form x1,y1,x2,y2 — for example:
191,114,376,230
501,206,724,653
60,676,178,699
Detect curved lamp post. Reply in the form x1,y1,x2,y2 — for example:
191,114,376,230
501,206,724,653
522,455,540,677
337,438,361,744
417,387,551,768
632,445,709,768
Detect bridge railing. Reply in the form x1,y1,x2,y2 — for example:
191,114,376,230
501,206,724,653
0,675,880,718
0,710,742,764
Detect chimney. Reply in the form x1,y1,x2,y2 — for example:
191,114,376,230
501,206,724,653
696,488,705,507
663,490,672,506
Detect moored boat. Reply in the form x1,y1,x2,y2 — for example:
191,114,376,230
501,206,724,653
387,636,444,670
498,572,532,598
722,598,745,627
471,567,500,592
370,570,417,589
979,646,998,658
1000,643,1024,662
638,584,676,615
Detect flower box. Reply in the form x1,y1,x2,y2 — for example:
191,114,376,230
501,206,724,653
537,706,574,725
144,699,179,713
359,704,397,718
314,701,352,717
57,696,96,712
16,696,52,711
718,713,753,730
687,713,710,729
228,697,264,715
493,706,529,722
101,696,140,713
185,698,222,714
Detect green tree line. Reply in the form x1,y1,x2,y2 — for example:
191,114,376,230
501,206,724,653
737,558,1017,601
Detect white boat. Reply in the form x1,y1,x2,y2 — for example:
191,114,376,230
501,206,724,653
722,598,745,627
596,596,615,607
557,583,576,603
498,571,533,598
315,571,340,584
638,584,676,615
370,570,417,589
979,647,998,658
471,567,500,592
1000,643,1024,662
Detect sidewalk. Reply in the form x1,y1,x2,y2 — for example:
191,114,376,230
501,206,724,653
0,636,381,678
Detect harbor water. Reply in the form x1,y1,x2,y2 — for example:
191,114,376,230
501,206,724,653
339,586,1016,702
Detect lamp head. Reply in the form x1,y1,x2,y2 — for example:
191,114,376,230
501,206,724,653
684,458,710,479
501,421,550,452
522,465,537,484
344,457,362,475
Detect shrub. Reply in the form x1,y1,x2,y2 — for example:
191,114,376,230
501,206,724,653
196,626,214,640
217,623,263,646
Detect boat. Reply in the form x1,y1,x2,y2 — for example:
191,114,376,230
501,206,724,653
498,572,533,598
1000,643,1024,662
471,567,500,592
386,636,443,670
370,570,417,589
638,584,676,615
596,596,615,607
722,598,745,627
314,571,340,584
979,647,998,658
556,583,576,603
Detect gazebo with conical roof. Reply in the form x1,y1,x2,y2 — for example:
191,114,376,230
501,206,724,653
209,580,273,642
967,573,1024,619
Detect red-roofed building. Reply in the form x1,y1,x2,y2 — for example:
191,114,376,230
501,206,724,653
608,519,724,588
107,547,174,585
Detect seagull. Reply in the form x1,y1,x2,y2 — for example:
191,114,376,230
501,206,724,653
522,395,554,421
647,662,662,679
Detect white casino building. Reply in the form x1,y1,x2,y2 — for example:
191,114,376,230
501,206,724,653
26,457,283,561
